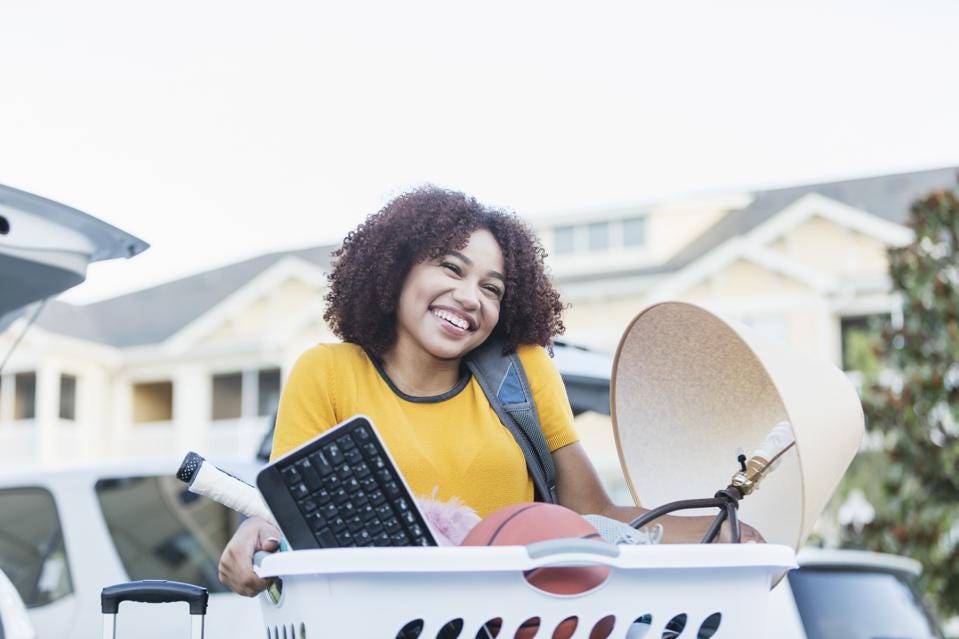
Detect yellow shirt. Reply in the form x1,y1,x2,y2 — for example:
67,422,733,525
271,342,579,517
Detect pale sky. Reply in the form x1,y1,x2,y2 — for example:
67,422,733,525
2,0,957,303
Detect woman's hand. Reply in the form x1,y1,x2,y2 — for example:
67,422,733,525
218,516,282,596
658,513,765,544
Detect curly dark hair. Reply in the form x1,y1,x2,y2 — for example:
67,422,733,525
324,186,565,356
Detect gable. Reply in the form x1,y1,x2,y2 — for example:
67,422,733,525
201,278,323,347
165,257,327,353
684,258,813,302
769,215,891,276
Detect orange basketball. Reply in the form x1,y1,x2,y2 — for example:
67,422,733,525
462,503,614,639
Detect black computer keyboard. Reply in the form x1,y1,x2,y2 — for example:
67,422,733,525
257,415,437,549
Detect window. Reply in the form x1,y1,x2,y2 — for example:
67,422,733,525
257,368,281,417
788,569,940,639
588,222,609,251
211,373,242,421
0,487,74,607
14,372,36,420
840,315,890,374
132,381,173,423
623,216,647,247
59,374,77,421
95,476,239,592
554,225,576,254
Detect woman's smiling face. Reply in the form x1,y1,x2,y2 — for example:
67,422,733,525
394,228,505,362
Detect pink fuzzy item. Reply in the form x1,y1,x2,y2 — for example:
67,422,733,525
415,490,481,546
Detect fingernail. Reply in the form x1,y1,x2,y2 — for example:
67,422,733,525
266,537,280,543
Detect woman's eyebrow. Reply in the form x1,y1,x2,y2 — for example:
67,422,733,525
448,251,505,282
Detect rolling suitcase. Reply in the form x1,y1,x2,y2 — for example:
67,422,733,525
100,580,208,639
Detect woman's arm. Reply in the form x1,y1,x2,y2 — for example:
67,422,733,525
553,442,764,543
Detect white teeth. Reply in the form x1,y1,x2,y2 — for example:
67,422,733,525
433,309,469,330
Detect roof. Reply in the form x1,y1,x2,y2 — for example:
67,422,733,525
667,165,958,270
26,166,959,346
34,245,336,347
558,165,958,284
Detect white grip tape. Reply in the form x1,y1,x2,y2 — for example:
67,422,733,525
191,462,277,527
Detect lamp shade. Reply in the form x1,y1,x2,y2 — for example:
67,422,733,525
611,301,864,550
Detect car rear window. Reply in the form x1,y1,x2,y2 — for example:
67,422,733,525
788,568,942,639
0,487,74,607
95,476,242,592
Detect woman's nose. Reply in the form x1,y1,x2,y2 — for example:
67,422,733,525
451,280,481,309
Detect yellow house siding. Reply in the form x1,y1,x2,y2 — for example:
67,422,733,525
781,216,890,276
203,279,320,345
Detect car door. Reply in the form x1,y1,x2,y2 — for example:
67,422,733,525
0,486,78,639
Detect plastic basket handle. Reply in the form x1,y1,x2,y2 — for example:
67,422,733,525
526,538,621,559
101,580,208,615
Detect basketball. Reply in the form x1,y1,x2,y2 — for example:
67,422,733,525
462,503,615,639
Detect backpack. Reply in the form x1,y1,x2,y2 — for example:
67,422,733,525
464,338,558,504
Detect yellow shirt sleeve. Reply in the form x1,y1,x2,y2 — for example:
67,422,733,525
516,344,580,452
271,344,339,461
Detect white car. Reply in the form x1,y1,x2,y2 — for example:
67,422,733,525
769,547,945,639
0,461,262,639
1,566,36,639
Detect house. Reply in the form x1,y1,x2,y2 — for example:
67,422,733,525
1,166,955,475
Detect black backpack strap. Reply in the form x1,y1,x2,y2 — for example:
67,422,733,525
465,338,558,503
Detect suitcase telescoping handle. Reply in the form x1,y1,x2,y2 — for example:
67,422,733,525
101,580,208,639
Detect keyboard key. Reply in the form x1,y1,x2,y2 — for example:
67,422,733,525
414,536,431,546
401,510,416,525
313,487,332,505
337,434,356,450
355,529,373,545
300,498,317,513
395,498,409,513
337,463,353,479
352,494,370,508
354,425,371,442
321,503,338,519
295,459,322,490
344,477,361,493
306,512,326,531
384,517,401,534
345,448,363,465
391,531,410,546
375,503,393,519
290,482,309,500
362,443,378,457
354,462,371,479
340,501,356,516
384,481,401,498
335,529,355,546
359,476,377,492
316,527,338,547
330,516,347,532
371,456,387,470
281,465,302,486
346,515,365,532
376,469,392,484
409,524,424,538
323,474,340,491
367,518,384,534
357,503,375,520
373,531,391,547
369,490,386,506
326,443,344,464
332,487,349,504
310,451,333,476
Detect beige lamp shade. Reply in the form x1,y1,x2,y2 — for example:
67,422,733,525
611,301,864,550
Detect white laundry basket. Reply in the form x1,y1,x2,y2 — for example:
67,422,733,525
255,540,795,639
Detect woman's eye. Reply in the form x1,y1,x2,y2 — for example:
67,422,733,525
483,284,503,298
441,261,461,274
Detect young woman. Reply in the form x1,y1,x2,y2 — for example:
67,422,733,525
219,187,762,596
